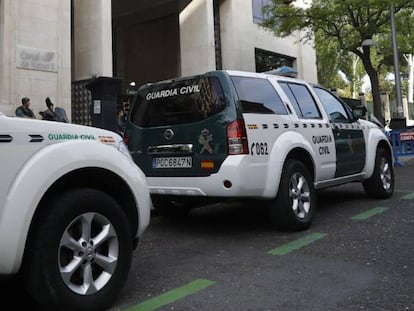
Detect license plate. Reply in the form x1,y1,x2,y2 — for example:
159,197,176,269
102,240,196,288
152,157,192,168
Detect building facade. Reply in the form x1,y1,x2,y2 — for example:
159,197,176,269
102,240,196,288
0,0,317,122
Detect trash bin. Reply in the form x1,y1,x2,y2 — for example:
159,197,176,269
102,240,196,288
85,76,122,133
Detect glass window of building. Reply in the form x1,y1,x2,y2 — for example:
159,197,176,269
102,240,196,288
255,48,294,73
252,0,272,24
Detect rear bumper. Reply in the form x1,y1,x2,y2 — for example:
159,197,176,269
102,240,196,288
147,155,280,199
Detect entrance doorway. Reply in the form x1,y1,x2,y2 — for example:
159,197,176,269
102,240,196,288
112,0,191,93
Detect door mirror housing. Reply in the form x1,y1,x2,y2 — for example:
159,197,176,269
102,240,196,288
352,105,367,120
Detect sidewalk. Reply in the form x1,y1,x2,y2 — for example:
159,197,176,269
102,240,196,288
397,155,414,166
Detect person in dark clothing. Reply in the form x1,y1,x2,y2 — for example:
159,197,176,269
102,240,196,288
39,97,69,123
116,104,126,135
40,97,58,121
118,100,131,134
15,97,36,118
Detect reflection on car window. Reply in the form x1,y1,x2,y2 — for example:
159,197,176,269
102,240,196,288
130,76,226,127
279,82,321,119
279,82,302,116
313,87,349,123
230,76,288,115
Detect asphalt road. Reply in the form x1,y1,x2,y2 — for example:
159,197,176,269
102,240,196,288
2,158,414,311
112,158,414,311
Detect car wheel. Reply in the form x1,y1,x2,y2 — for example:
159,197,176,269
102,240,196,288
363,147,394,199
268,159,316,231
151,196,191,218
24,188,132,311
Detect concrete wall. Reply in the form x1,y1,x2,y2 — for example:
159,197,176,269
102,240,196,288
219,0,317,82
72,0,113,81
178,0,317,82
0,0,319,118
179,0,216,76
0,0,71,118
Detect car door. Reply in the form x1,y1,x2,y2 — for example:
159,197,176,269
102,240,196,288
312,86,366,177
277,81,337,181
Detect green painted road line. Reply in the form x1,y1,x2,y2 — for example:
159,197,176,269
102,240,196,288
401,192,414,200
394,189,412,193
268,232,327,256
350,207,388,221
125,279,215,311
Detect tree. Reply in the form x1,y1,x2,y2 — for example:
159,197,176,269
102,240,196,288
397,10,414,104
314,34,364,98
261,0,414,124
314,30,347,90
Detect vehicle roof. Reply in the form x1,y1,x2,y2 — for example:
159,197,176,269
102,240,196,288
137,69,321,90
223,69,308,83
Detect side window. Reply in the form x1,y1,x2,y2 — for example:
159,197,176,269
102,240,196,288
230,76,287,115
313,87,350,123
279,82,302,116
279,82,321,119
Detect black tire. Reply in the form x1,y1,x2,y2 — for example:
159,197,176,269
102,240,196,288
363,147,394,199
23,188,133,311
268,159,316,231
151,196,191,218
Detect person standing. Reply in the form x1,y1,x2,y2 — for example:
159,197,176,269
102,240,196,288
116,104,126,135
40,97,57,121
15,97,36,119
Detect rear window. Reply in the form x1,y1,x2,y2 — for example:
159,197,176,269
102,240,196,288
130,77,226,127
230,76,287,115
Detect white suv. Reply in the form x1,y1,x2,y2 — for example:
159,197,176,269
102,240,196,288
125,70,394,231
0,113,151,311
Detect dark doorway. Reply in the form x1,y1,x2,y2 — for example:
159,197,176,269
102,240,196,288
112,0,191,93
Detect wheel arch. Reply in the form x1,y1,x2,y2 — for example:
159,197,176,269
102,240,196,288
364,137,393,179
378,139,393,162
263,131,316,198
285,147,316,181
22,168,139,272
264,145,315,198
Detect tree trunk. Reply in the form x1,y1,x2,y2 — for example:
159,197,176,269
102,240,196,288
368,70,383,123
360,47,384,124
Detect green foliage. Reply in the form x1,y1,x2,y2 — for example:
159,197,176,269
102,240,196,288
262,0,412,47
261,0,414,121
314,32,345,89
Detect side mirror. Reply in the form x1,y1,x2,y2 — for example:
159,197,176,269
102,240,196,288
352,105,367,120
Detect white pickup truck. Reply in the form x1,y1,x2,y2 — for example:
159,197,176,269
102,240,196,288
0,113,151,311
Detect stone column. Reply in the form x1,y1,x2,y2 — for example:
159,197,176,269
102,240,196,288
359,92,366,106
179,0,216,76
72,0,113,80
0,0,16,116
402,95,409,121
381,91,390,123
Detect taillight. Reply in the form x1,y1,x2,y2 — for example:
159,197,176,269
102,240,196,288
123,132,129,146
227,119,248,155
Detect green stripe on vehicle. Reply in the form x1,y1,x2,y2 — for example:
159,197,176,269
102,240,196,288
401,192,414,200
125,279,216,311
267,232,327,256
350,207,388,220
